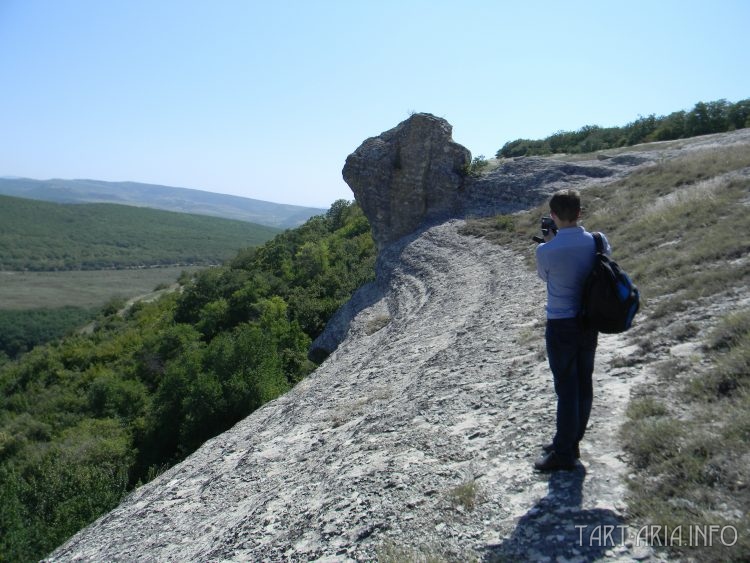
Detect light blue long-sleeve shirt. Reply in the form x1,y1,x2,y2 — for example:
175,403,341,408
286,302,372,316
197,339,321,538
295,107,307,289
536,226,611,319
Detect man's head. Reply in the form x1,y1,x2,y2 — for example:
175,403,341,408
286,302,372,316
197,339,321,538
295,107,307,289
549,189,581,224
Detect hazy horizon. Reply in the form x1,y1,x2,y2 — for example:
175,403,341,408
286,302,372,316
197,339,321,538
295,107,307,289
0,175,327,209
1,0,748,207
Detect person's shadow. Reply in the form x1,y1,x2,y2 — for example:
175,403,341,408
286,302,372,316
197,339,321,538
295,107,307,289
483,466,627,562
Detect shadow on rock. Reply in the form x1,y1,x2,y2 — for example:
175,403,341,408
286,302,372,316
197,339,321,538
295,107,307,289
307,279,386,363
484,467,627,562
307,224,438,363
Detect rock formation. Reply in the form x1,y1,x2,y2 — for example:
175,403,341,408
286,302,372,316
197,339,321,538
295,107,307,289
341,112,653,252
342,113,471,249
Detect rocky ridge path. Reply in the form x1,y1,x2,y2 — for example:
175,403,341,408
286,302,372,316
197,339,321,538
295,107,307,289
49,220,657,562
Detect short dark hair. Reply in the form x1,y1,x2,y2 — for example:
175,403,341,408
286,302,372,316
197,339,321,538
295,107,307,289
549,189,581,222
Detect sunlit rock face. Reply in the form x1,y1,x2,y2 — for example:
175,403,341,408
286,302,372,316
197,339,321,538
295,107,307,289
342,113,471,249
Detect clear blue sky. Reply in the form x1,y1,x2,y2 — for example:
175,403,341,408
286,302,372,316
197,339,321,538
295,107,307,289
1,0,748,208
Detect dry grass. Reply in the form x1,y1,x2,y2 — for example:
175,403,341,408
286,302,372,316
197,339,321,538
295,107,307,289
462,144,750,303
376,540,449,563
622,310,750,561
446,479,483,512
462,140,750,561
366,313,392,335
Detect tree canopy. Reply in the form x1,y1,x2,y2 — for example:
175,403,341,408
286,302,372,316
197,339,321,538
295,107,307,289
496,98,750,158
0,200,376,561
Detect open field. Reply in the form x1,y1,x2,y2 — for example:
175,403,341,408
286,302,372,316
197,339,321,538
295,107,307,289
0,266,203,310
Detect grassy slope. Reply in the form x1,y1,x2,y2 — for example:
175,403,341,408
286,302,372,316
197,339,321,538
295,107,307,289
462,140,750,560
0,194,282,270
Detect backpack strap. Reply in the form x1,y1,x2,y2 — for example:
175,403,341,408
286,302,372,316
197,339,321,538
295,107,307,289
592,232,604,254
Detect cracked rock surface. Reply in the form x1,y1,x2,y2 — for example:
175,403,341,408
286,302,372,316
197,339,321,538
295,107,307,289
48,220,659,562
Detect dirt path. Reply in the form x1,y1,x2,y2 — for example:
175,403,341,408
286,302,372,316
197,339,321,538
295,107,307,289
49,220,659,562
78,283,180,334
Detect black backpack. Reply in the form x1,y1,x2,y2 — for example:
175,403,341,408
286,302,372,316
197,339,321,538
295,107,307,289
580,233,640,333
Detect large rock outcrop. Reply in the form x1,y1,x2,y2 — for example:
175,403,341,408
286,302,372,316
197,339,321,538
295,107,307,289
343,113,471,249
342,113,656,252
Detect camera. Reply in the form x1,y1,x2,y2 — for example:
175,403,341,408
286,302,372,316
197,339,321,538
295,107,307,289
532,216,558,243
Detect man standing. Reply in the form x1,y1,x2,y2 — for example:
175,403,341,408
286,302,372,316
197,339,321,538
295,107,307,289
534,189,610,471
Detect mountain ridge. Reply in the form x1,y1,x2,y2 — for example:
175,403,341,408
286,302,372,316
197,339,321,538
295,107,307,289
0,177,326,229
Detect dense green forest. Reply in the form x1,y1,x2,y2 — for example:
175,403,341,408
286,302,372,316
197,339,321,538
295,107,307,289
0,195,281,270
0,307,98,360
0,201,376,562
497,98,750,157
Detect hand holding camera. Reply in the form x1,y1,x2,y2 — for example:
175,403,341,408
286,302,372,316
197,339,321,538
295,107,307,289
532,216,558,244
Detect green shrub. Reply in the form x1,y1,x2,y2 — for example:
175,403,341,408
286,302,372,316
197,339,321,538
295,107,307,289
621,416,683,470
0,419,132,559
468,155,489,175
625,396,669,420
447,479,482,511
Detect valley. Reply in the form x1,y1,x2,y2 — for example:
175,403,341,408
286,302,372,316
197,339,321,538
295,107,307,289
0,266,200,310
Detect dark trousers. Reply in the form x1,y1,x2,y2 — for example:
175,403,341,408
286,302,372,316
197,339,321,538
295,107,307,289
545,317,598,460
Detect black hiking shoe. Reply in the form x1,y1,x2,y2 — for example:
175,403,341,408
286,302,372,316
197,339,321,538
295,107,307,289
542,442,580,459
534,451,577,472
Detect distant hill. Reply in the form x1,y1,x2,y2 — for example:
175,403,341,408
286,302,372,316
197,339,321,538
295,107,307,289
0,194,281,270
0,177,326,229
